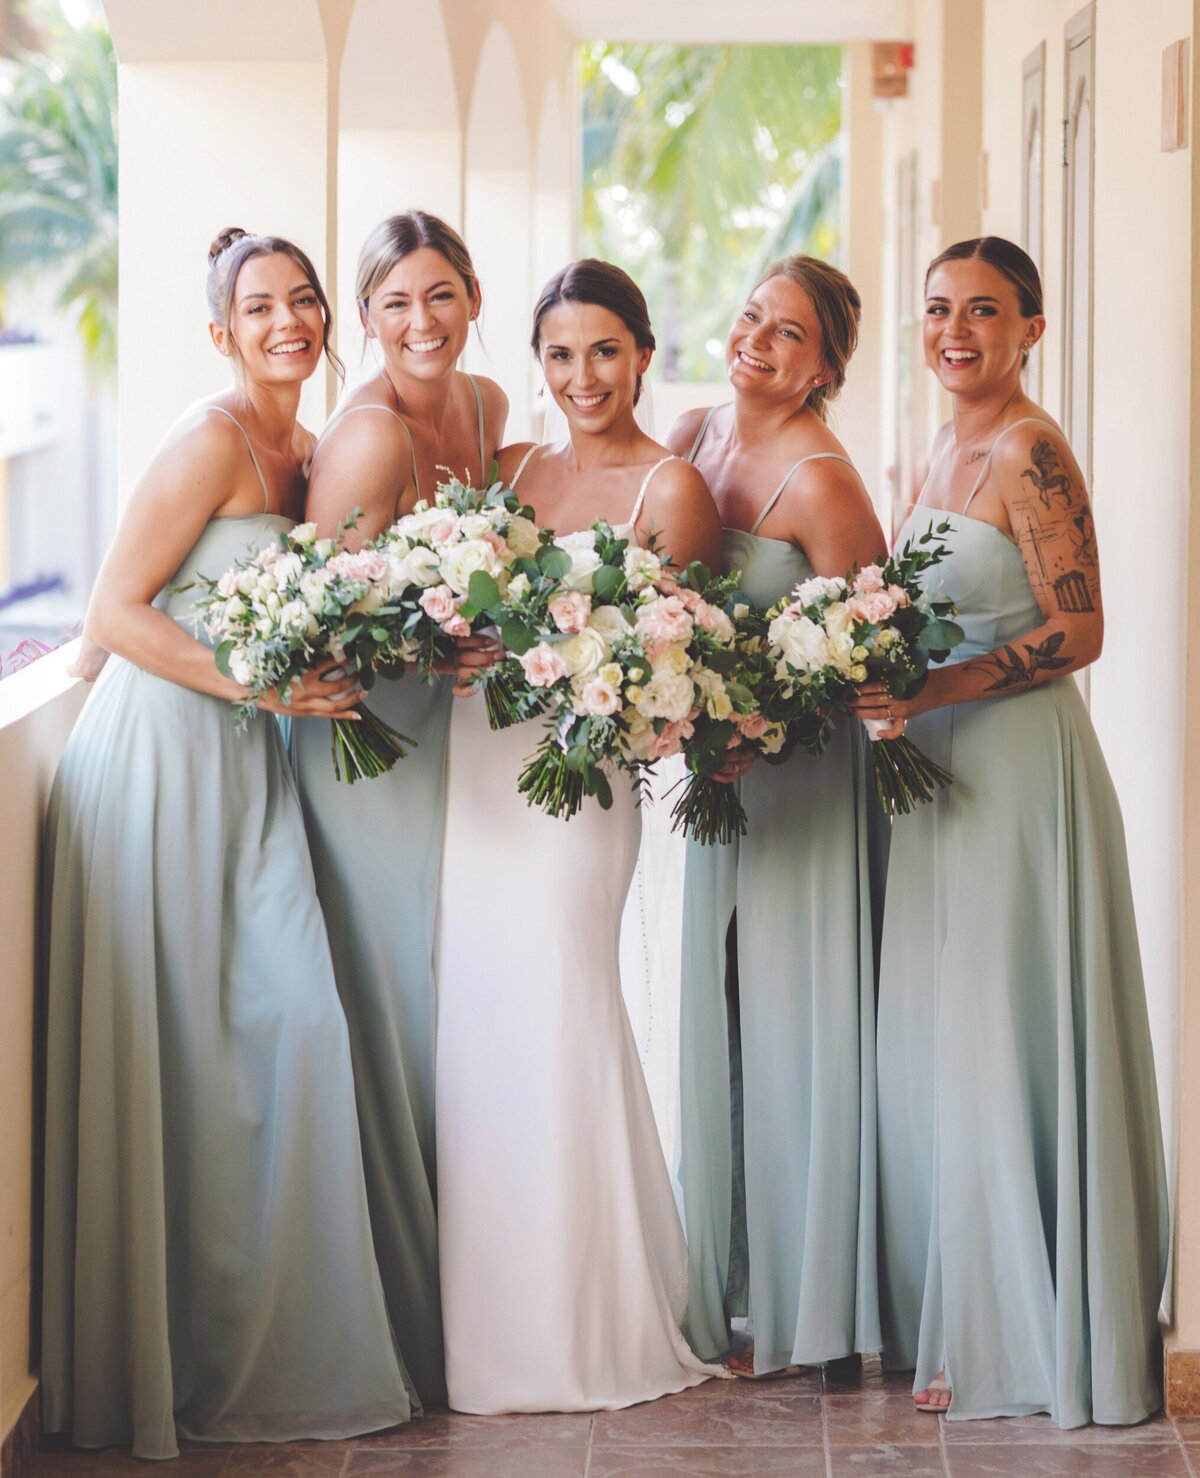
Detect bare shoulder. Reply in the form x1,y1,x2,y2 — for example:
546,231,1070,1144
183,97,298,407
649,454,713,507
496,440,538,485
664,404,714,458
471,373,509,423
317,398,414,468
991,417,1080,481
150,403,246,485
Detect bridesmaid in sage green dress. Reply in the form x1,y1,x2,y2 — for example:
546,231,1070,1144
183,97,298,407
42,230,416,1460
667,256,887,1375
290,211,506,1404
854,237,1167,1425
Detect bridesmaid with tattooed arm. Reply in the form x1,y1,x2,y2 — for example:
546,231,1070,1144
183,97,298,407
856,237,1167,1427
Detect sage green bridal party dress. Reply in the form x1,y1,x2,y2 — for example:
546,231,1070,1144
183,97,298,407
877,421,1168,1426
289,377,488,1403
678,408,885,1373
41,415,416,1461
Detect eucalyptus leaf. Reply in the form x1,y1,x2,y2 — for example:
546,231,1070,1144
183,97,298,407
468,569,501,609
537,546,572,579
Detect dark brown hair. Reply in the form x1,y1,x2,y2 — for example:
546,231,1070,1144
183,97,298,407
925,236,1044,317
751,255,861,422
206,227,343,379
531,259,655,403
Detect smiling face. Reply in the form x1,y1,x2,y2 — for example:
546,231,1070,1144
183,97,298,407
923,257,1045,395
211,251,325,384
363,245,480,380
726,275,828,403
538,301,652,436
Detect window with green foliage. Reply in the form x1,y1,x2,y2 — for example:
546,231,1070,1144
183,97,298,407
580,42,844,384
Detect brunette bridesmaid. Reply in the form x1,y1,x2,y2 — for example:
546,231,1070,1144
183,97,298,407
667,256,887,1374
41,229,416,1459
290,211,506,1404
856,237,1167,1425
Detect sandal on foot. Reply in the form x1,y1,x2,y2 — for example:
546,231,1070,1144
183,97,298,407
914,1375,952,1412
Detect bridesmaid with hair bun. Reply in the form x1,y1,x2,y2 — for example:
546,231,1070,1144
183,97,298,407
41,228,416,1459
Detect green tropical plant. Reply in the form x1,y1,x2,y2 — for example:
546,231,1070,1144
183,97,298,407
0,6,117,369
580,43,843,381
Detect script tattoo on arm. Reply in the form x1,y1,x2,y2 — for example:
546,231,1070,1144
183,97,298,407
1009,437,1100,618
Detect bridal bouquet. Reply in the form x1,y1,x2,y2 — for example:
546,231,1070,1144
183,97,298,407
765,521,965,815
192,519,415,783
468,521,778,843
363,468,555,727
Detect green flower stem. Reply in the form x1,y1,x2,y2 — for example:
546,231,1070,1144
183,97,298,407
868,735,953,816
670,774,748,846
518,745,587,819
480,669,526,731
329,704,416,784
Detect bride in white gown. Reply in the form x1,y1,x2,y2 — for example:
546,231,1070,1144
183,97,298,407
436,260,725,1413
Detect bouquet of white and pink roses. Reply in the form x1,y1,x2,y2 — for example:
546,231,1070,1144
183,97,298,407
363,467,557,727
467,521,781,844
765,521,965,815
191,520,415,783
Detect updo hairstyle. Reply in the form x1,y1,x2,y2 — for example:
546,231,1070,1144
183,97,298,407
752,255,861,422
924,236,1044,364
206,227,343,378
531,259,656,405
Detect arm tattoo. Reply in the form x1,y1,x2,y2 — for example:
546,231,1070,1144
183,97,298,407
1019,438,1073,508
979,631,1073,692
1009,439,1101,616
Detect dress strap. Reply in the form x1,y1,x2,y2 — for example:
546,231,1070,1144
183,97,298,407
750,452,860,535
630,455,677,528
324,403,421,501
962,416,1057,513
511,444,541,489
208,405,271,512
685,407,718,464
467,373,486,483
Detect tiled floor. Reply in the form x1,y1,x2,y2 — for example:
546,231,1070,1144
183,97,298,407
33,1360,1200,1476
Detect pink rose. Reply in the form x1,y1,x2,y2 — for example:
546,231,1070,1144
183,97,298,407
847,590,898,624
581,676,621,716
887,584,910,609
649,716,695,759
328,549,389,583
216,570,239,597
675,588,703,613
441,613,471,638
549,591,593,634
483,530,509,557
736,712,769,740
853,563,885,594
636,595,694,646
430,512,461,544
519,642,568,688
419,584,461,624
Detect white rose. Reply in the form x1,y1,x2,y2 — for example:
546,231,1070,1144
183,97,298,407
823,601,852,638
400,546,443,589
771,614,830,673
580,675,621,716
504,515,541,558
587,605,632,643
624,710,657,761
279,599,314,638
827,631,856,672
555,530,602,592
223,596,246,621
264,590,282,617
650,642,692,677
623,546,662,590
794,574,847,607
315,538,337,560
229,650,254,686
635,670,694,723
235,570,257,596
733,602,750,619
350,584,385,614
273,552,304,587
459,513,492,540
557,626,610,678
299,570,329,612
440,538,501,597
290,521,318,546
506,572,532,603
393,505,443,540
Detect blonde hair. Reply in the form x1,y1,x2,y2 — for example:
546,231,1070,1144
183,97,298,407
751,255,861,422
356,211,478,316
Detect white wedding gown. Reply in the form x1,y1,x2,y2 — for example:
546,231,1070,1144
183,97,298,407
435,470,718,1413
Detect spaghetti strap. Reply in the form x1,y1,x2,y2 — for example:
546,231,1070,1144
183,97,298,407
511,444,541,489
629,455,677,529
208,405,271,512
686,408,718,464
750,452,860,535
324,403,421,501
467,374,486,483
962,416,1057,513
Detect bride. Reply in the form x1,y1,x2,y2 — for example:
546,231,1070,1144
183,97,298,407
435,259,724,1413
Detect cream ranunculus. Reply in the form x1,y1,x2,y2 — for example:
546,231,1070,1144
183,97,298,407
439,538,501,596
557,626,610,678
504,515,541,558
826,631,856,672
588,605,632,643
555,530,602,592
635,670,694,723
694,667,733,720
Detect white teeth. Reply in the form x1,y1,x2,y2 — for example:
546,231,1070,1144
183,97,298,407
738,350,772,371
269,340,309,355
406,338,447,353
570,394,607,408
943,349,979,361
